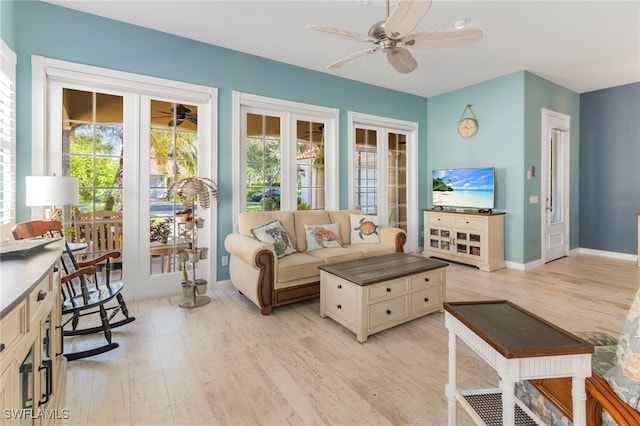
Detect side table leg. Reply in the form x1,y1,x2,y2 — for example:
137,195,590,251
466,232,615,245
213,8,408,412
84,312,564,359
572,375,587,426
445,329,457,426
501,379,515,426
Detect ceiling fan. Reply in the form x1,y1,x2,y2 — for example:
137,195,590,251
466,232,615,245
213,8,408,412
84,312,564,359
153,104,197,127
306,0,482,74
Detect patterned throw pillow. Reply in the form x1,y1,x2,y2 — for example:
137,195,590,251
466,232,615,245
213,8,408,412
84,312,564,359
349,213,380,244
604,288,640,412
304,223,342,251
250,220,297,258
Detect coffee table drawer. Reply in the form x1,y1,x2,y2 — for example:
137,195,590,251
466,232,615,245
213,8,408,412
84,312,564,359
368,296,407,329
409,269,443,291
368,278,407,303
410,286,442,315
324,279,358,324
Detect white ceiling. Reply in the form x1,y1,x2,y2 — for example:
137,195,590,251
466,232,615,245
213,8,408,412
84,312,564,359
44,0,640,98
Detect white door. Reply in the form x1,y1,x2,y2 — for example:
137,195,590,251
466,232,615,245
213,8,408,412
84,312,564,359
348,112,418,251
38,58,216,301
541,109,570,262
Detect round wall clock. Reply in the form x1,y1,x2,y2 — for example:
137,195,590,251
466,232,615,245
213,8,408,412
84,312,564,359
457,104,478,138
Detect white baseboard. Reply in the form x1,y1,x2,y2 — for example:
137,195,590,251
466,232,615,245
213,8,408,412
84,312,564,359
577,247,638,262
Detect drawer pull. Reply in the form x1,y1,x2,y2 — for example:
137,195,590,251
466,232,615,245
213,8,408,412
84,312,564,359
0,343,4,353
337,284,342,289
386,309,391,315
424,297,430,302
37,290,47,301
424,277,430,282
386,287,391,293
337,304,342,309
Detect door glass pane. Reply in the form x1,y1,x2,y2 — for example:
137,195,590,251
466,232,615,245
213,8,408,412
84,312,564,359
388,132,407,230
63,89,124,270
354,128,378,214
149,100,198,275
246,113,281,212
549,129,563,224
296,120,324,210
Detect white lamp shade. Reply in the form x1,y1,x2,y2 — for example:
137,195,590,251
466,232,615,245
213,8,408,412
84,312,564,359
25,176,79,207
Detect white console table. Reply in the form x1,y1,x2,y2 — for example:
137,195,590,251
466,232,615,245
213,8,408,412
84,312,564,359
444,301,593,426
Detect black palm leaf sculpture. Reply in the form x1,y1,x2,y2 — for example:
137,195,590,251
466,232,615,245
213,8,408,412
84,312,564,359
168,177,219,210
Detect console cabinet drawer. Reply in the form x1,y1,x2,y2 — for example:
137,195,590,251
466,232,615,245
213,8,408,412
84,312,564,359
368,296,407,330
454,216,484,230
427,214,454,227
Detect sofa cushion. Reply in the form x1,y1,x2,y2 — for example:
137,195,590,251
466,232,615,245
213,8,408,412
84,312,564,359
293,210,331,252
250,220,297,258
304,223,342,251
345,243,396,258
605,288,640,412
306,247,363,265
239,211,296,247
350,213,380,244
276,252,324,283
328,209,362,245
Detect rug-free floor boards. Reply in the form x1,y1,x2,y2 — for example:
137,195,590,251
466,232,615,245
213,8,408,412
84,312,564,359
62,254,639,426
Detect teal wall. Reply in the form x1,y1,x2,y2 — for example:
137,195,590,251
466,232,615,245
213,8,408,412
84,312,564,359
427,72,526,263
523,73,580,261
0,0,16,47
11,1,428,281
427,71,580,264
7,1,598,279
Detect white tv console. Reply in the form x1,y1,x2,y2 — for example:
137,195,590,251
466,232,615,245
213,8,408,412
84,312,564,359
422,209,505,272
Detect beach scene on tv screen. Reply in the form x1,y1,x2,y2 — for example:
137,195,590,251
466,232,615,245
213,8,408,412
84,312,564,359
432,167,494,208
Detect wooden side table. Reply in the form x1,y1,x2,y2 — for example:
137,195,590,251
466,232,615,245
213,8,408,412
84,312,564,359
444,300,593,426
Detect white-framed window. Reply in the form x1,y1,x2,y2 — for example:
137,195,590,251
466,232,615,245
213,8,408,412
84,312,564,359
232,92,338,228
348,111,419,252
0,39,16,237
32,56,217,300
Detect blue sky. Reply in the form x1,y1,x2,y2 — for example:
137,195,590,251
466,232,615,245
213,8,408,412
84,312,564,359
433,167,494,191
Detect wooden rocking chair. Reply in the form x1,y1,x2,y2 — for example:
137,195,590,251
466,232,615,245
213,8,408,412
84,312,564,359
11,220,135,360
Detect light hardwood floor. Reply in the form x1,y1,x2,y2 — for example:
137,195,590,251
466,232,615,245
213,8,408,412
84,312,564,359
62,254,639,426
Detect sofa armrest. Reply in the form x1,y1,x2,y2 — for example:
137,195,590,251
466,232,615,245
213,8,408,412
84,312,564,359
224,233,277,315
224,233,275,268
379,226,407,252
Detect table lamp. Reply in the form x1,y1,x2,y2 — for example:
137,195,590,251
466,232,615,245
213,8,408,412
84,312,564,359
25,175,79,222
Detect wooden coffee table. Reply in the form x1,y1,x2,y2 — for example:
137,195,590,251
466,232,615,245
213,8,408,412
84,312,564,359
444,300,593,426
319,253,448,342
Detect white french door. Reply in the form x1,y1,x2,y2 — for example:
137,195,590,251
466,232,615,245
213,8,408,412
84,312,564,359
541,108,570,263
348,112,418,252
34,57,216,300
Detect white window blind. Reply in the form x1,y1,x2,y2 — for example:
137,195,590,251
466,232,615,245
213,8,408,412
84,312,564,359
0,39,17,226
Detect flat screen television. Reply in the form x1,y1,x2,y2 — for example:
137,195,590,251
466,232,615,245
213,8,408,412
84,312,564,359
432,167,495,211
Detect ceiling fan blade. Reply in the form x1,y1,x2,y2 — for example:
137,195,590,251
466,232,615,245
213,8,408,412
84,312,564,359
168,118,184,127
327,46,379,70
306,24,376,43
386,47,418,73
385,0,432,39
403,27,483,49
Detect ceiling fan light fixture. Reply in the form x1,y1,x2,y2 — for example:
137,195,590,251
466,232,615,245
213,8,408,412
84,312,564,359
453,18,471,30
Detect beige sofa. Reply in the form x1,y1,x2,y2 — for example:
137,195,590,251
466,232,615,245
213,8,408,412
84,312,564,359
224,209,407,315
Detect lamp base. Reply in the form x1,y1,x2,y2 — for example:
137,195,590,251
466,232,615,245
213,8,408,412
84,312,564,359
44,207,63,223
